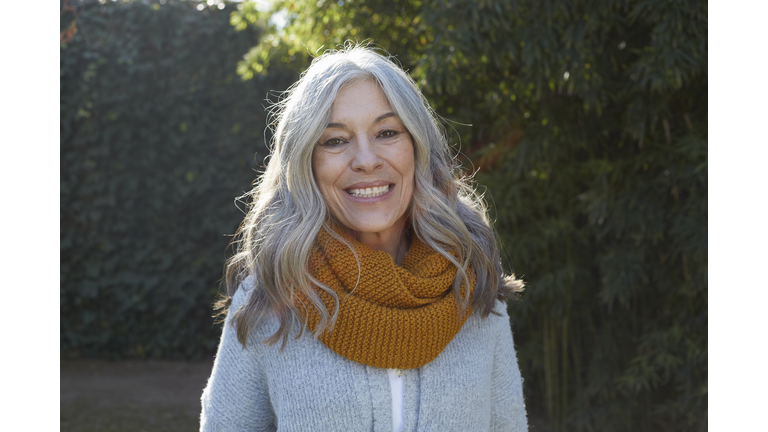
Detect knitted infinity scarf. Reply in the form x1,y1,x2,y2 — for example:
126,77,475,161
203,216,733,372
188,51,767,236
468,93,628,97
298,225,475,370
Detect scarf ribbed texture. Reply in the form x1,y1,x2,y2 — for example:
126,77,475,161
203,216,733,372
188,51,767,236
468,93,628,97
297,225,475,370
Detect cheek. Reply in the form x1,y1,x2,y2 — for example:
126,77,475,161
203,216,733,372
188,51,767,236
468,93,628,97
397,146,416,197
312,151,343,200
312,152,329,188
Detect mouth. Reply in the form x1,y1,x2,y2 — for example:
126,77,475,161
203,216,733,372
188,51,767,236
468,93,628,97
345,184,392,198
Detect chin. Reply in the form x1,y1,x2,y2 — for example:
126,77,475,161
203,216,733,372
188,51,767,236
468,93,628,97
342,214,407,235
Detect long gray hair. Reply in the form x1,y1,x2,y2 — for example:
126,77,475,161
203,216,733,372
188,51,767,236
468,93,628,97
219,43,523,348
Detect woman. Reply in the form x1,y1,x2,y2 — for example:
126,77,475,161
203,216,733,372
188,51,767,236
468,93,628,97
200,45,528,431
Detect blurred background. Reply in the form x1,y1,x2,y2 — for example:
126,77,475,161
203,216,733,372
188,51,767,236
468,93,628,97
60,0,707,430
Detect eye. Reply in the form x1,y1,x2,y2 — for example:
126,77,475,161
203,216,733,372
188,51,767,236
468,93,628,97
378,130,399,138
320,137,347,147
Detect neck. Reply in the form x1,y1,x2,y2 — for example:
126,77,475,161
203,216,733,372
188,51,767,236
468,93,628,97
351,219,411,265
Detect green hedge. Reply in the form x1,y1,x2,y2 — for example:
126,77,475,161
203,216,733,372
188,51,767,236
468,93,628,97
60,0,295,359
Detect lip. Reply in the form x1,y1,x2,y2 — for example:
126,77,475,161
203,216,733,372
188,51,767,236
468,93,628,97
343,182,395,202
344,180,393,190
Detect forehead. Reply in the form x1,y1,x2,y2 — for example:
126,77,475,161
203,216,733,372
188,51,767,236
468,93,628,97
329,79,393,120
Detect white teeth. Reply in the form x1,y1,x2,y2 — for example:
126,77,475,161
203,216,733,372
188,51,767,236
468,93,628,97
348,185,390,198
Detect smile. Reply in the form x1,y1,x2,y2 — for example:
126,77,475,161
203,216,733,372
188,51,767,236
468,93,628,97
346,185,391,198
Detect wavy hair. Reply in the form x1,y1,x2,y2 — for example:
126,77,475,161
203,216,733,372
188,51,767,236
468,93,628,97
217,43,523,348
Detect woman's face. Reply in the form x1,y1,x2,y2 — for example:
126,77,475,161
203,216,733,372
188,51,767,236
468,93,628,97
312,79,415,246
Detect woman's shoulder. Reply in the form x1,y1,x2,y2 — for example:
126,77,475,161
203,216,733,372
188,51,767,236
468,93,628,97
466,299,511,329
232,275,256,296
230,275,256,308
225,275,285,344
446,300,511,354
449,300,515,357
491,299,511,316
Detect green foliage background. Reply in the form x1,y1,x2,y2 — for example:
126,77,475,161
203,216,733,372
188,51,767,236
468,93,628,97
60,0,296,359
61,0,707,430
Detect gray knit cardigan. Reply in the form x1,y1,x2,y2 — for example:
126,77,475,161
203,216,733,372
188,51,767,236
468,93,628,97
200,278,528,431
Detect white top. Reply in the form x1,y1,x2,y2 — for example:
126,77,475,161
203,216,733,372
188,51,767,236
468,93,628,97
386,368,405,432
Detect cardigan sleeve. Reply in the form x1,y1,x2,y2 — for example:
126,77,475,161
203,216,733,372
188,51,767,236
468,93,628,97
200,281,276,432
489,302,529,432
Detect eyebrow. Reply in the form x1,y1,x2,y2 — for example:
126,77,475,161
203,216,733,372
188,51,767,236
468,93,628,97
326,112,397,129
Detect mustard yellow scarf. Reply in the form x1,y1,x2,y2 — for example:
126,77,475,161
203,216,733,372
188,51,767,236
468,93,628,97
298,226,475,369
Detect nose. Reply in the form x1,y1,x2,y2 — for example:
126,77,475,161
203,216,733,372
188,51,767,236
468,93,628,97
351,137,382,172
